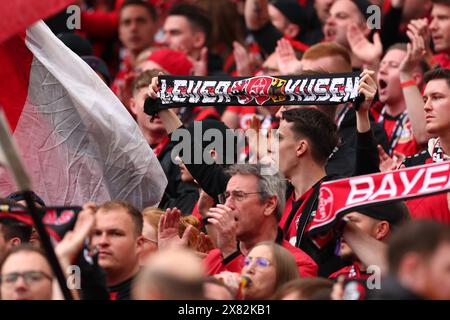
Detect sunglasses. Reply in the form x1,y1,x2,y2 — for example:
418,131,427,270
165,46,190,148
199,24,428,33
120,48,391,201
244,256,272,269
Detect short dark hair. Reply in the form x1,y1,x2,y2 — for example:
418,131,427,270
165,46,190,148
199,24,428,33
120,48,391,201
388,220,450,275
120,0,157,21
168,4,212,46
0,199,32,243
281,108,339,165
98,200,143,237
432,0,450,6
0,220,32,243
424,68,450,89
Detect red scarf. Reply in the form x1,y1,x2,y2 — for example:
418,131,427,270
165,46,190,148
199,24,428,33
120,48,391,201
313,161,450,234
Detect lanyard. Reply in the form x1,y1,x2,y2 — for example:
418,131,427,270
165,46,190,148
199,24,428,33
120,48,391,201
431,138,449,163
378,107,408,155
335,104,350,129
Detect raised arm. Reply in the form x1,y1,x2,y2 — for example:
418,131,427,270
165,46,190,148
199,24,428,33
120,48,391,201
342,221,388,276
354,70,381,175
147,76,230,201
399,21,432,146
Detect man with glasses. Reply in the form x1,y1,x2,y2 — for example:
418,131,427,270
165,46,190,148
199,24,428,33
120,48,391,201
0,245,53,300
203,163,318,278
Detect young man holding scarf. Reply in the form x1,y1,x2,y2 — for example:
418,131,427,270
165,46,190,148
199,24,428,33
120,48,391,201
147,68,378,276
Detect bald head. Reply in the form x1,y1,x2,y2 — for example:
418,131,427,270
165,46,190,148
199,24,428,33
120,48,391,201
133,248,206,300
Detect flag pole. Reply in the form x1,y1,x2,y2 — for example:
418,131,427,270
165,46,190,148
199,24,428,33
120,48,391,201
0,110,74,300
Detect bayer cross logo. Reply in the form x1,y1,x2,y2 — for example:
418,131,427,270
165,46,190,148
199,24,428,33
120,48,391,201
316,187,334,223
247,76,273,105
249,77,269,95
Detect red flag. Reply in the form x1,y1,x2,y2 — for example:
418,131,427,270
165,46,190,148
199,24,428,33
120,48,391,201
0,0,74,44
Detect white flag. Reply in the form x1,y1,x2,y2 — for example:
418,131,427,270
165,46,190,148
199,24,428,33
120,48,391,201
0,21,167,209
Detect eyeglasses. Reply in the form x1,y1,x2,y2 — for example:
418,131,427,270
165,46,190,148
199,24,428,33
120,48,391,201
0,271,52,287
218,190,264,204
244,256,272,269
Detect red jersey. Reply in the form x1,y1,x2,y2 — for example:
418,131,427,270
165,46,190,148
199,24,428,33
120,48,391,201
371,105,423,156
280,187,315,246
204,230,318,278
432,53,450,69
110,52,133,96
402,138,450,225
329,262,370,281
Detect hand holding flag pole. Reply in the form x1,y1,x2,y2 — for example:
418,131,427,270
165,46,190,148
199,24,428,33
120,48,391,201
0,110,74,300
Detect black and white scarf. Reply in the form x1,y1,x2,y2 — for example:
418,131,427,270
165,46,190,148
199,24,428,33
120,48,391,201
144,73,360,115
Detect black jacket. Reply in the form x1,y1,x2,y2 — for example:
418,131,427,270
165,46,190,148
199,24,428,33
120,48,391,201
327,108,388,178
157,139,199,215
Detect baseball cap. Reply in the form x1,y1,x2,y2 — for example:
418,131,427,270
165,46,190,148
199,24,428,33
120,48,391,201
146,48,194,76
57,33,93,57
269,0,309,27
356,201,410,227
81,56,111,86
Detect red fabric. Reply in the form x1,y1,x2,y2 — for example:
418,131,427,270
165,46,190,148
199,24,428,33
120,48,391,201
147,49,193,76
406,193,450,225
111,54,133,95
315,161,450,234
109,292,118,300
191,202,201,218
384,118,423,156
0,32,33,131
279,187,315,244
433,53,450,69
153,135,170,158
371,105,423,157
81,9,120,39
0,0,74,44
205,249,245,275
204,240,318,278
283,36,309,53
192,107,220,121
81,0,180,39
382,0,391,14
223,52,236,75
0,211,62,242
405,156,450,225
226,106,257,114
329,262,371,280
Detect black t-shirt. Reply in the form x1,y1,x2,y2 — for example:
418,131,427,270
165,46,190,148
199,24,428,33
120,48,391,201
108,276,135,300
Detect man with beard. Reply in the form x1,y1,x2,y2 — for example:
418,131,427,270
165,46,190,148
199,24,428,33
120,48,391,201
329,201,410,281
